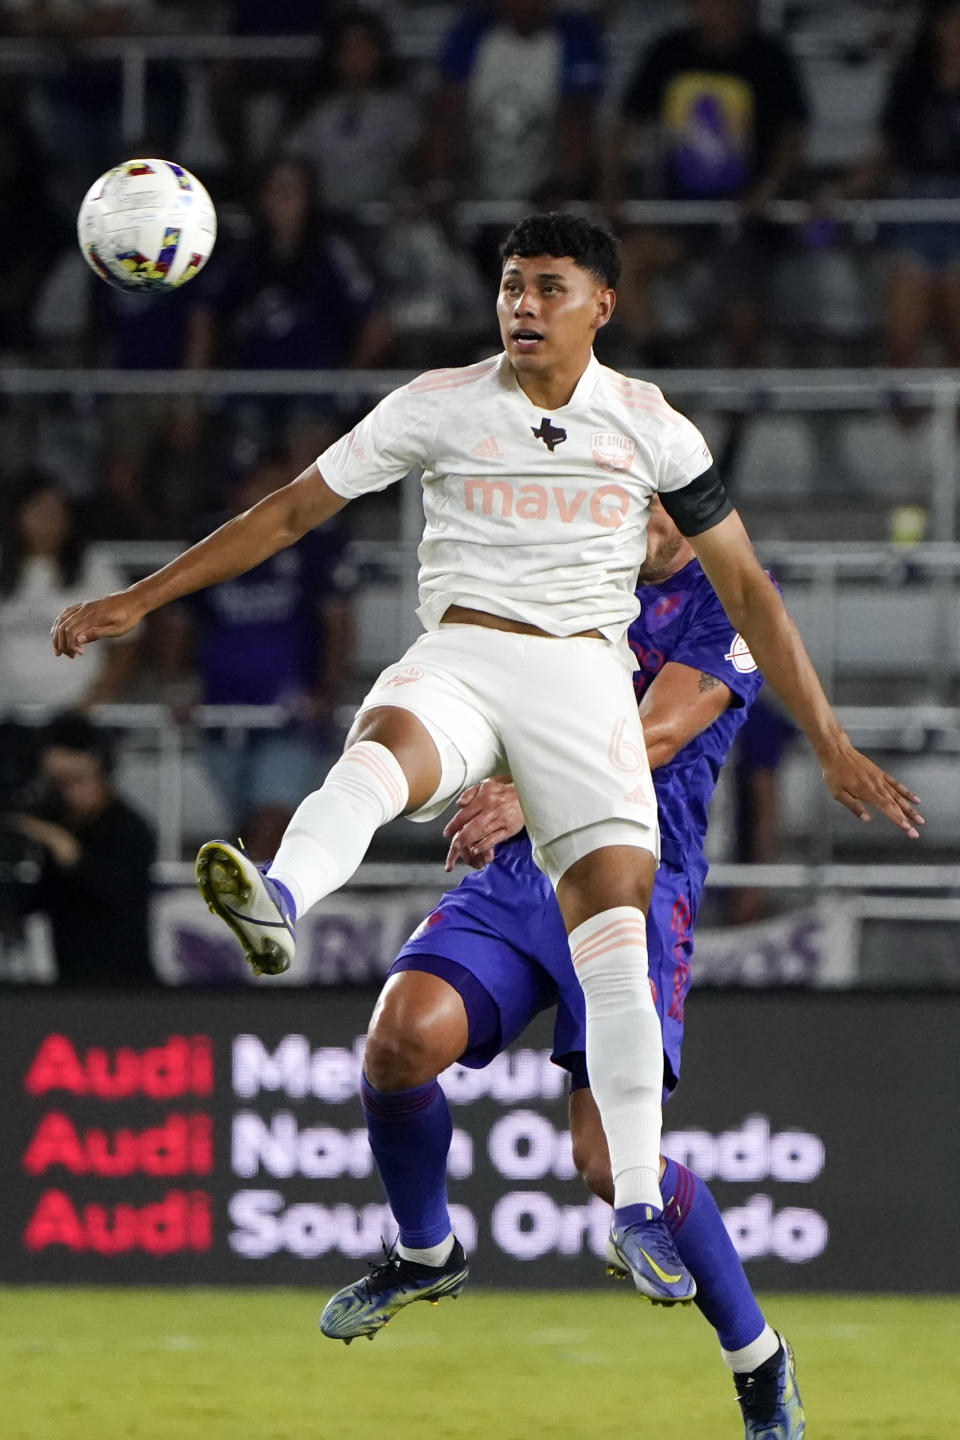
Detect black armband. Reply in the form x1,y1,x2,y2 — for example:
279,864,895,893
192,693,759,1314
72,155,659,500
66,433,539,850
659,464,733,537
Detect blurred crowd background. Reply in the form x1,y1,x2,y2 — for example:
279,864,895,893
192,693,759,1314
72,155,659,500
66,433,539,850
1,0,959,985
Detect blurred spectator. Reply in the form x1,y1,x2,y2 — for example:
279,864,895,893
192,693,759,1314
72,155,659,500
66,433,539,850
76,248,209,541
0,472,139,713
91,263,201,372
423,0,606,203
727,692,797,924
608,0,809,365
0,109,65,361
284,8,420,219
374,185,492,367
83,397,207,543
204,0,327,178
158,454,355,860
5,712,157,985
185,154,389,370
820,0,960,366
3,1,184,185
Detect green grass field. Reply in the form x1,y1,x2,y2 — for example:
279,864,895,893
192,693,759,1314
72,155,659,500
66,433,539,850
2,1288,957,1439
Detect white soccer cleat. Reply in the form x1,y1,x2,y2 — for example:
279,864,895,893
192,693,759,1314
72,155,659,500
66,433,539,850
195,840,296,976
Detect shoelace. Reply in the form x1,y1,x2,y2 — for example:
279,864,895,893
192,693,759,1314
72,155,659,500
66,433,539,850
359,1240,405,1299
734,1367,779,1423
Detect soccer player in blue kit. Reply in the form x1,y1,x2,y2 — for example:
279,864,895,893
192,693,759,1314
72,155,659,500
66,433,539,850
319,501,805,1439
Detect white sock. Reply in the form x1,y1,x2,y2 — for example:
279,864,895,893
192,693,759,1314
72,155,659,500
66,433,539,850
269,741,408,915
397,1234,455,1267
570,906,663,1211
722,1325,780,1374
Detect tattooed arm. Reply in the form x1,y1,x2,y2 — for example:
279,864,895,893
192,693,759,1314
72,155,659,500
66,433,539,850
638,662,733,769
697,671,725,695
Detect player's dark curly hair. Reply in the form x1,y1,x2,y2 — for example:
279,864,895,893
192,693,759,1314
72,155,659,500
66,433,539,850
499,213,621,289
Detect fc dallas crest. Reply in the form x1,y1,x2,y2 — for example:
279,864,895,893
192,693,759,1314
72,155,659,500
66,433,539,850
591,432,636,472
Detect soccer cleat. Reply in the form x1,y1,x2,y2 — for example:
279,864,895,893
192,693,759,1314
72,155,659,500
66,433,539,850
606,1215,697,1305
319,1240,469,1344
734,1334,806,1439
195,840,296,976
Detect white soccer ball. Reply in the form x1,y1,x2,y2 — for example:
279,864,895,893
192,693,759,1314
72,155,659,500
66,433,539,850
77,157,217,294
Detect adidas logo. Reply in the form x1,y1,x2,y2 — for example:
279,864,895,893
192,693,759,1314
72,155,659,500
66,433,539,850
624,784,650,805
471,435,503,460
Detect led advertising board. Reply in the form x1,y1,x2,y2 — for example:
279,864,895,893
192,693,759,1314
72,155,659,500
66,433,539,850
2,991,956,1290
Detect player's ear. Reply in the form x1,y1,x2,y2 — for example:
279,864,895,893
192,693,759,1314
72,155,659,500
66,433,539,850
594,287,616,331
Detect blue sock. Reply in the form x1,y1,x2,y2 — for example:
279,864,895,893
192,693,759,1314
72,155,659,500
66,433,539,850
660,1157,766,1351
613,1201,663,1227
262,870,296,923
361,1073,453,1249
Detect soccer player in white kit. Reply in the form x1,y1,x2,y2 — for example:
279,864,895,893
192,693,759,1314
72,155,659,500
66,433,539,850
52,214,921,1307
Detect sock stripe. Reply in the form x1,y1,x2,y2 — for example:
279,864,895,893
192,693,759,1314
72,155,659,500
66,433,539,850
572,913,646,942
348,743,404,802
571,915,647,954
673,1166,694,1229
347,744,407,811
360,1077,440,1120
355,747,405,807
572,916,647,948
571,921,648,969
345,743,407,815
663,1162,695,1236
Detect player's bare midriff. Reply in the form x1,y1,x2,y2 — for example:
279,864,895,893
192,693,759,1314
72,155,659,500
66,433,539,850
439,604,605,641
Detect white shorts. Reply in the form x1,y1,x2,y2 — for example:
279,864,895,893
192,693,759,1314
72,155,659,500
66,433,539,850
356,624,659,881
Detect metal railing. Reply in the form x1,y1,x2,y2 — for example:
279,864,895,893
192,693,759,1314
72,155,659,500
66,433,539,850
4,368,958,542
7,700,959,889
4,365,958,889
0,25,932,171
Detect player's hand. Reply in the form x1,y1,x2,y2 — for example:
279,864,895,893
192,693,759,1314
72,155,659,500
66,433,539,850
51,591,145,657
820,737,923,838
443,777,524,871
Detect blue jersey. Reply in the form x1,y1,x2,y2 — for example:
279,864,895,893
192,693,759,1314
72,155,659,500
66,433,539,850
395,559,767,1084
628,557,765,874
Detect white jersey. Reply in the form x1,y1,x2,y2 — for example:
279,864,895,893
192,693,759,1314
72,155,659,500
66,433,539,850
317,351,712,643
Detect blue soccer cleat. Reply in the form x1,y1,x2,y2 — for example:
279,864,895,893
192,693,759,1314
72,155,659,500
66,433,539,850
195,840,296,976
319,1240,470,1344
734,1334,806,1439
606,1213,697,1305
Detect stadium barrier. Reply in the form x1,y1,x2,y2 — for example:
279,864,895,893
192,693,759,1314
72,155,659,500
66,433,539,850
2,369,958,542
2,989,957,1291
4,866,959,989
3,694,958,878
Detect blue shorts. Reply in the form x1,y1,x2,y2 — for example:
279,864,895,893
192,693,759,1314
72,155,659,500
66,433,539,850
390,835,700,1098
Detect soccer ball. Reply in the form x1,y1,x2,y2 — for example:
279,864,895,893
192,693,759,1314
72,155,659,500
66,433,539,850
77,157,217,294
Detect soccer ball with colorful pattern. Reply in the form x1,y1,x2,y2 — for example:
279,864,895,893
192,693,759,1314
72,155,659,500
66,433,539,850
77,158,216,293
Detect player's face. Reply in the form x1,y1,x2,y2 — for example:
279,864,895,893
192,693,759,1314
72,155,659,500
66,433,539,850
497,255,614,376
637,499,693,583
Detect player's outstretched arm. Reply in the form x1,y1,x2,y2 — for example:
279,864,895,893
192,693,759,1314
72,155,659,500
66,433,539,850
688,510,923,837
52,466,348,658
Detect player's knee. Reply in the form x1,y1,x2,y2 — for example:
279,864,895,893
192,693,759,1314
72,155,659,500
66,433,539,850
572,1135,614,1205
363,1006,448,1091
